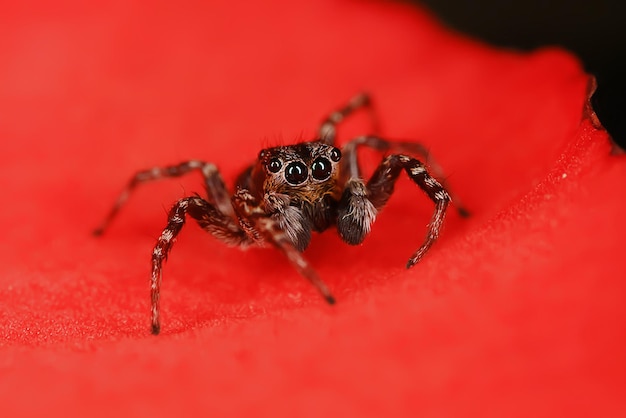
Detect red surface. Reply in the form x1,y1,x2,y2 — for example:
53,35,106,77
1,0,625,416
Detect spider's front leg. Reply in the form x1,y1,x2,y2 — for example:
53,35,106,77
231,190,336,304
151,196,249,335
342,135,469,217
337,154,450,268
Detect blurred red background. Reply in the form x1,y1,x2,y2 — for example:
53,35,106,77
1,0,625,416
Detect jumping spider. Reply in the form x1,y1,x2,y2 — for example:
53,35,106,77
94,93,467,334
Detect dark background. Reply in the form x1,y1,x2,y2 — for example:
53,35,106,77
414,0,626,149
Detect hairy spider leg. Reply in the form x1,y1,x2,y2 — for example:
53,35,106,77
151,196,249,335
367,154,450,268
94,160,233,235
342,135,469,217
318,92,380,145
231,190,336,305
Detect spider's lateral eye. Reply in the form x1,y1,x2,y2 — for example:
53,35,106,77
330,147,341,162
311,157,332,180
267,158,282,173
285,161,308,185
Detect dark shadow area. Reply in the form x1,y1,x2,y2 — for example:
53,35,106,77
413,0,626,149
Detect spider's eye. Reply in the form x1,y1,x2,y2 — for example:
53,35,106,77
311,157,332,180
330,147,341,162
284,161,308,185
267,158,282,173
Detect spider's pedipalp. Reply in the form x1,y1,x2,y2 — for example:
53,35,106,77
336,178,377,245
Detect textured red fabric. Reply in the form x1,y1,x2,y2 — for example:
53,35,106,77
1,0,625,416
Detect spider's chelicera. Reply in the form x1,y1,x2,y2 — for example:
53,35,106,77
94,93,468,335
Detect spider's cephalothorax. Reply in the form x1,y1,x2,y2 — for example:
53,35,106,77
249,142,344,252
94,93,468,335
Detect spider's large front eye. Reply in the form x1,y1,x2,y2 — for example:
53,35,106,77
285,161,308,185
267,158,282,173
311,157,332,180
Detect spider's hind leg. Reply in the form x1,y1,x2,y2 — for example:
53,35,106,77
318,92,380,145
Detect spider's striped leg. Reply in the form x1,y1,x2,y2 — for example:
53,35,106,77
151,196,249,335
318,92,380,145
231,190,335,305
365,154,450,268
342,135,469,217
94,160,233,235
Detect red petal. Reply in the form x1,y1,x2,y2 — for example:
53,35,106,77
1,1,624,416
